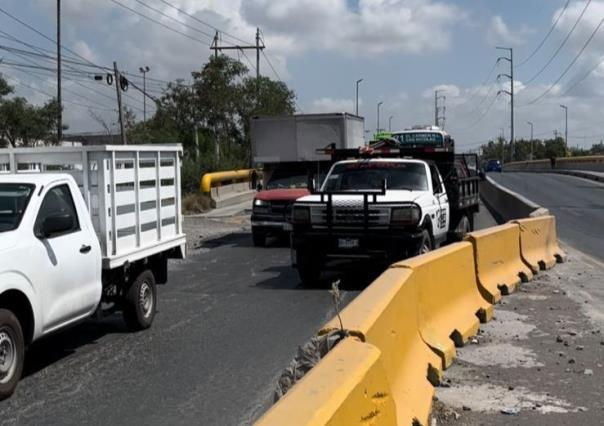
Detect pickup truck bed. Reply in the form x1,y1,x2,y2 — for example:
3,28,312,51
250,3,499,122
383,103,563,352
0,145,186,268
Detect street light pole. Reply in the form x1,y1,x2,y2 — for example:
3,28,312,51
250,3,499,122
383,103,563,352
377,101,383,134
139,66,150,123
389,115,394,132
57,0,62,143
527,121,534,160
356,78,363,116
560,104,568,155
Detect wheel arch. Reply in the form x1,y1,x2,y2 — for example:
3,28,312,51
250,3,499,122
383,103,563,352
0,290,35,345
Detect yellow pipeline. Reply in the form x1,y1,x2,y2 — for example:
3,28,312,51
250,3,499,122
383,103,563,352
200,169,255,193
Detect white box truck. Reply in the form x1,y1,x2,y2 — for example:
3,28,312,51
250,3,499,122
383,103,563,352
0,145,186,399
249,113,365,246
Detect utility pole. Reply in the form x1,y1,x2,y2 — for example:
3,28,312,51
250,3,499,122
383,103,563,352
377,101,383,134
113,61,126,145
210,29,265,162
434,90,446,128
560,104,568,155
210,28,264,79
57,0,62,143
496,47,514,161
356,78,363,116
527,121,534,160
389,115,394,132
139,66,150,124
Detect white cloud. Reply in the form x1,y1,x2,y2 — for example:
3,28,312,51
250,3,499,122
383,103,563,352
487,16,532,46
242,0,463,55
310,97,357,113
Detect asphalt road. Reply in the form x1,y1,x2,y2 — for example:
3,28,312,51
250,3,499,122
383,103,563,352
490,172,604,261
0,205,496,426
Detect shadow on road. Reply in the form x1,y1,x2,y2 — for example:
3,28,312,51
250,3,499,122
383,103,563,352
23,316,128,379
255,264,383,292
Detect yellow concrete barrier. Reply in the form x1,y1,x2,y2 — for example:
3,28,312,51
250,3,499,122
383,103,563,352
200,169,254,193
391,242,493,370
255,337,396,426
465,223,533,304
320,268,442,426
513,215,565,273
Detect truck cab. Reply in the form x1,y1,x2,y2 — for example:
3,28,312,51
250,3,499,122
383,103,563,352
290,145,480,285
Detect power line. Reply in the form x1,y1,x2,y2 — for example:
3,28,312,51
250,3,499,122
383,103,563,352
516,0,570,67
2,74,116,112
523,17,604,106
458,93,500,130
155,0,253,45
0,6,105,70
130,0,214,41
108,0,211,45
523,0,592,85
562,54,604,96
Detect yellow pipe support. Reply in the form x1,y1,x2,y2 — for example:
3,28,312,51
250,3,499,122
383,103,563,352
200,169,254,193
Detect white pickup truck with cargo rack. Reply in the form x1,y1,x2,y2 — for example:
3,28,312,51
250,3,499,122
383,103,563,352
0,145,186,399
290,128,480,284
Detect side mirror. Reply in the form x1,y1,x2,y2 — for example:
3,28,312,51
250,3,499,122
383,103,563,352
39,213,74,238
478,170,486,181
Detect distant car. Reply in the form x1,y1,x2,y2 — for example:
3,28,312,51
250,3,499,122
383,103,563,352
485,159,502,172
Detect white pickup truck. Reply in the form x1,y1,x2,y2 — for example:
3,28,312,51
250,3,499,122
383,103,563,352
290,146,480,284
0,145,186,399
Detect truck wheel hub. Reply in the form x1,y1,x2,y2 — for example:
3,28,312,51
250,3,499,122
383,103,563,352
139,282,153,318
0,329,16,383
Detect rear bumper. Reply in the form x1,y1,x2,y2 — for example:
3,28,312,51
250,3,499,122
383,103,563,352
292,228,424,262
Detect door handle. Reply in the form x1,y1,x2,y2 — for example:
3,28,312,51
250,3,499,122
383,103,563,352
80,244,92,254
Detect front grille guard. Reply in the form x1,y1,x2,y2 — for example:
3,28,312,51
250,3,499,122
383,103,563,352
296,181,419,234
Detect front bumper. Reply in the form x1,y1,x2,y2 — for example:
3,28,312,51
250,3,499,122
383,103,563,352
251,213,291,234
292,227,424,262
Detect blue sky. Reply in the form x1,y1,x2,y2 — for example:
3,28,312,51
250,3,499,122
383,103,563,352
1,0,603,149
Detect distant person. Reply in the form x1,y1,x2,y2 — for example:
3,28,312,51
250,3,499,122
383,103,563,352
550,157,556,169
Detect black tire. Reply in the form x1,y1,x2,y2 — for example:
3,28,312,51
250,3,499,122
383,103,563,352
0,309,24,401
417,229,433,256
252,229,266,247
123,269,157,331
297,249,323,286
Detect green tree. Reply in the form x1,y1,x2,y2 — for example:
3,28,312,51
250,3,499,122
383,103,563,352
0,75,62,147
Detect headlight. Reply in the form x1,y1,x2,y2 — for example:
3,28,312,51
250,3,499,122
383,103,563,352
292,206,310,224
391,205,421,226
254,199,268,207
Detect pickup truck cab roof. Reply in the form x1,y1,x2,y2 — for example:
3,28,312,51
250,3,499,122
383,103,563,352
0,173,74,186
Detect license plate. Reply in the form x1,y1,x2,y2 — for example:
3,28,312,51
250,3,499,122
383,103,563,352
338,238,359,249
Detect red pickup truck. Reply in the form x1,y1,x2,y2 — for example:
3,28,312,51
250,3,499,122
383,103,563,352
251,165,310,246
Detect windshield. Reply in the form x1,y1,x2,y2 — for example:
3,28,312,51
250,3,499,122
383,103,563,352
266,174,308,190
323,162,428,191
393,132,444,146
0,184,35,233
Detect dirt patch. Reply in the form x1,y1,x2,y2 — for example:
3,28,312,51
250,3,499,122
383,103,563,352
433,247,604,425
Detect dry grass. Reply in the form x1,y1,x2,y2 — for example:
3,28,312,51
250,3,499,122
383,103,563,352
182,192,215,214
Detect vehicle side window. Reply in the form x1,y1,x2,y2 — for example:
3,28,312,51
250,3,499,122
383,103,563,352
429,165,442,194
35,184,80,237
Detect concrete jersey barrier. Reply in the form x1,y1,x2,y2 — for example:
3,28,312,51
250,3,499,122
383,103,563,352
480,176,548,223
513,216,565,273
391,242,493,370
320,268,442,425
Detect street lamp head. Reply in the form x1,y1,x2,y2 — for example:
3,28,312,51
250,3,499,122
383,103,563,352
378,101,383,107
357,78,363,84
139,66,150,73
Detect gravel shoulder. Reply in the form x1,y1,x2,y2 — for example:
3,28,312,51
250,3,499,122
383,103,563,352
433,243,604,425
